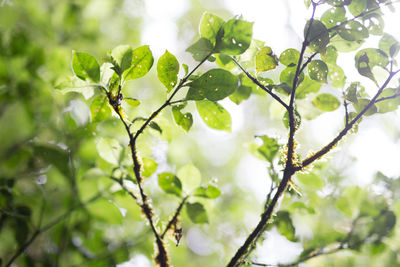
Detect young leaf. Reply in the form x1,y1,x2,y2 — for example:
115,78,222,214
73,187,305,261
157,50,179,92
229,84,252,104
123,45,154,81
280,66,304,87
296,76,322,99
355,48,389,81
124,98,140,108
193,185,221,199
196,100,231,132
90,95,111,123
328,64,346,88
279,48,300,66
72,51,100,82
256,136,280,163
321,7,346,28
337,21,369,42
379,33,400,58
215,18,253,55
177,163,202,192
149,121,163,134
172,104,193,132
186,202,208,224
187,69,238,101
96,138,123,165
312,93,341,112
142,157,157,177
186,38,214,61
110,45,133,75
158,172,182,197
305,20,330,52
308,60,328,83
199,12,225,45
274,211,297,242
256,46,278,72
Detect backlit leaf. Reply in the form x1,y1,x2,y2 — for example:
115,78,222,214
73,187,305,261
90,95,111,123
123,45,154,81
337,21,368,41
196,100,231,132
379,34,400,58
177,163,202,192
142,158,157,177
186,202,208,223
312,93,341,111
193,185,221,199
96,138,122,165
124,98,140,108
158,172,182,197
172,104,193,132
256,46,278,72
279,48,300,66
355,48,389,81
305,20,330,52
280,66,304,87
296,76,322,99
110,45,133,75
199,12,225,45
257,136,280,162
274,211,297,242
186,38,214,61
321,7,346,28
157,50,179,92
353,98,377,116
308,60,328,83
215,18,253,55
187,69,238,101
72,51,100,82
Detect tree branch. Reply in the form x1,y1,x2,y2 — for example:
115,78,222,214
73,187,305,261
230,56,289,110
161,195,189,239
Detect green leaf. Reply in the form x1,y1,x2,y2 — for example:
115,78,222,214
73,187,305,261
312,93,341,112
110,45,133,75
362,13,384,35
308,60,328,83
196,100,231,132
186,38,214,61
337,21,369,41
256,136,280,162
328,64,346,88
72,51,100,82
215,54,236,69
157,50,179,92
256,46,278,72
87,198,123,224
90,95,111,123
142,157,157,177
305,20,330,52
96,138,122,165
199,12,225,45
280,66,304,87
124,98,140,108
274,211,297,242
177,163,202,192
296,172,325,190
158,172,182,197
229,84,252,104
186,202,208,224
330,34,364,52
182,63,189,76
321,7,346,28
296,76,322,99
172,104,193,132
123,45,154,81
355,48,389,81
379,33,400,58
283,109,302,129
348,0,367,16
376,88,400,113
353,98,377,116
215,18,253,55
336,186,365,218
149,121,163,134
194,185,221,199
34,144,72,179
312,93,340,112
324,46,338,64
187,69,238,101
279,48,300,66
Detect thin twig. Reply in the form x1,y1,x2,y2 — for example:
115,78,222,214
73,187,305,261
161,196,189,239
375,92,400,103
230,57,289,110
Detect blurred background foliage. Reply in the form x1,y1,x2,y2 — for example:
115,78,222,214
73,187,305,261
1,0,400,266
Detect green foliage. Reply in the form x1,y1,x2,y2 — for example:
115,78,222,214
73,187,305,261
186,202,208,223
312,93,341,111
215,18,254,55
142,157,158,177
158,172,183,197
308,60,329,83
256,46,278,72
72,51,100,82
157,50,180,92
199,12,225,45
172,103,193,132
196,100,231,132
193,185,221,198
123,45,154,81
